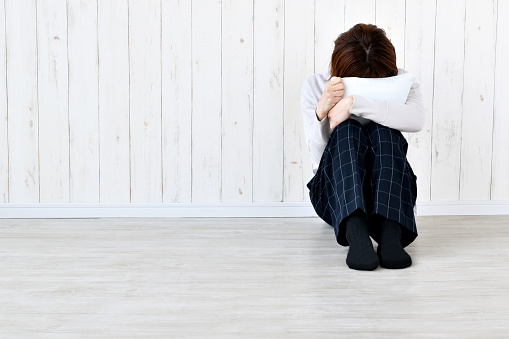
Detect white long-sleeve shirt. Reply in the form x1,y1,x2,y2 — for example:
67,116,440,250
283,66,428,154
301,69,425,173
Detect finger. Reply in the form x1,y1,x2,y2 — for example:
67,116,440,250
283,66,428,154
330,82,345,91
329,76,342,84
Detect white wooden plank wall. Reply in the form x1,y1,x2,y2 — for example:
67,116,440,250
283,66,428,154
253,0,284,202
98,0,130,203
162,0,192,203
191,0,222,203
5,0,39,203
37,0,69,203
404,0,436,202
431,0,466,201
129,0,162,203
0,0,507,205
0,0,7,202
68,0,99,203
491,0,509,200
221,0,253,202
460,0,497,200
283,0,314,202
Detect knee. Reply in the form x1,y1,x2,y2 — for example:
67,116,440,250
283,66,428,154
330,119,364,141
368,123,407,155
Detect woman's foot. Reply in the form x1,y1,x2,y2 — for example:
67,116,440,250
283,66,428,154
345,211,379,271
377,219,412,269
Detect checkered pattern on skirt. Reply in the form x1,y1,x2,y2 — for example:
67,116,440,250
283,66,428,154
307,119,418,247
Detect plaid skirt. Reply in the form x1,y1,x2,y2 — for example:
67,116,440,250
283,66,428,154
307,119,418,247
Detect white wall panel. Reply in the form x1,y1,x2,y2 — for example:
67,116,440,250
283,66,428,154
460,0,497,200
221,0,254,202
376,0,405,70
283,0,314,202
253,0,284,202
5,0,39,203
0,0,507,208
191,0,222,202
404,0,437,202
128,0,162,203
98,0,130,203
431,0,466,201
68,0,99,202
0,0,8,203
162,0,192,203
491,0,509,200
344,0,375,29
314,0,345,74
37,0,69,203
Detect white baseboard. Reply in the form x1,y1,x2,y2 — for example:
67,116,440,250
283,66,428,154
1,201,509,218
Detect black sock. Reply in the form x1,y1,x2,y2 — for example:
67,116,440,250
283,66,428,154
377,219,412,269
345,210,379,271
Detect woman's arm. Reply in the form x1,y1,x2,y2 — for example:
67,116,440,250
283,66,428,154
350,81,426,133
301,74,333,167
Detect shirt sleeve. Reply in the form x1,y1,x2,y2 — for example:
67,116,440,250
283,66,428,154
349,81,426,133
301,76,332,166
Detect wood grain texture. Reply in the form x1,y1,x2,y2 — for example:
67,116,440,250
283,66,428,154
491,0,509,200
314,0,345,74
460,0,497,200
431,0,465,201
98,0,130,203
283,0,314,202
5,0,39,203
1,216,509,336
128,0,162,203
2,1,509,206
161,0,192,203
68,0,99,203
191,0,222,203
375,0,405,70
344,0,375,29
253,0,284,202
404,0,436,202
221,0,254,202
37,0,69,203
0,0,7,202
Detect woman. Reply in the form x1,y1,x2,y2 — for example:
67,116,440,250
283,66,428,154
301,24,425,271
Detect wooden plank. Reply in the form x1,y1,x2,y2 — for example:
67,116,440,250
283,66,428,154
161,0,192,203
0,0,7,202
253,0,284,202
491,0,509,200
344,0,375,30
283,0,314,202
375,0,405,69
37,0,69,203
431,0,466,201
221,0,253,202
5,0,39,202
460,0,497,200
98,0,130,202
191,0,222,203
68,0,99,202
404,0,437,202
314,0,345,73
128,0,162,203
2,216,509,336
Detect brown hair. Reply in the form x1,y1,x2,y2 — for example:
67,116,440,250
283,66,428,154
330,24,398,79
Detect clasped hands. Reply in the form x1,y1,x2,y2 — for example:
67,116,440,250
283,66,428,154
315,76,354,130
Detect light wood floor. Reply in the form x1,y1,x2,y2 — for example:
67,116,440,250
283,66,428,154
1,216,509,338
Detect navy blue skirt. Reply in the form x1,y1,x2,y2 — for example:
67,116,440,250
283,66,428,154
307,119,418,247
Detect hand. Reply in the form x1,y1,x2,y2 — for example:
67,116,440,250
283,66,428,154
328,96,354,130
315,76,345,121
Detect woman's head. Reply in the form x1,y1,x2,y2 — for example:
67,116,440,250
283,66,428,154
330,24,398,79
